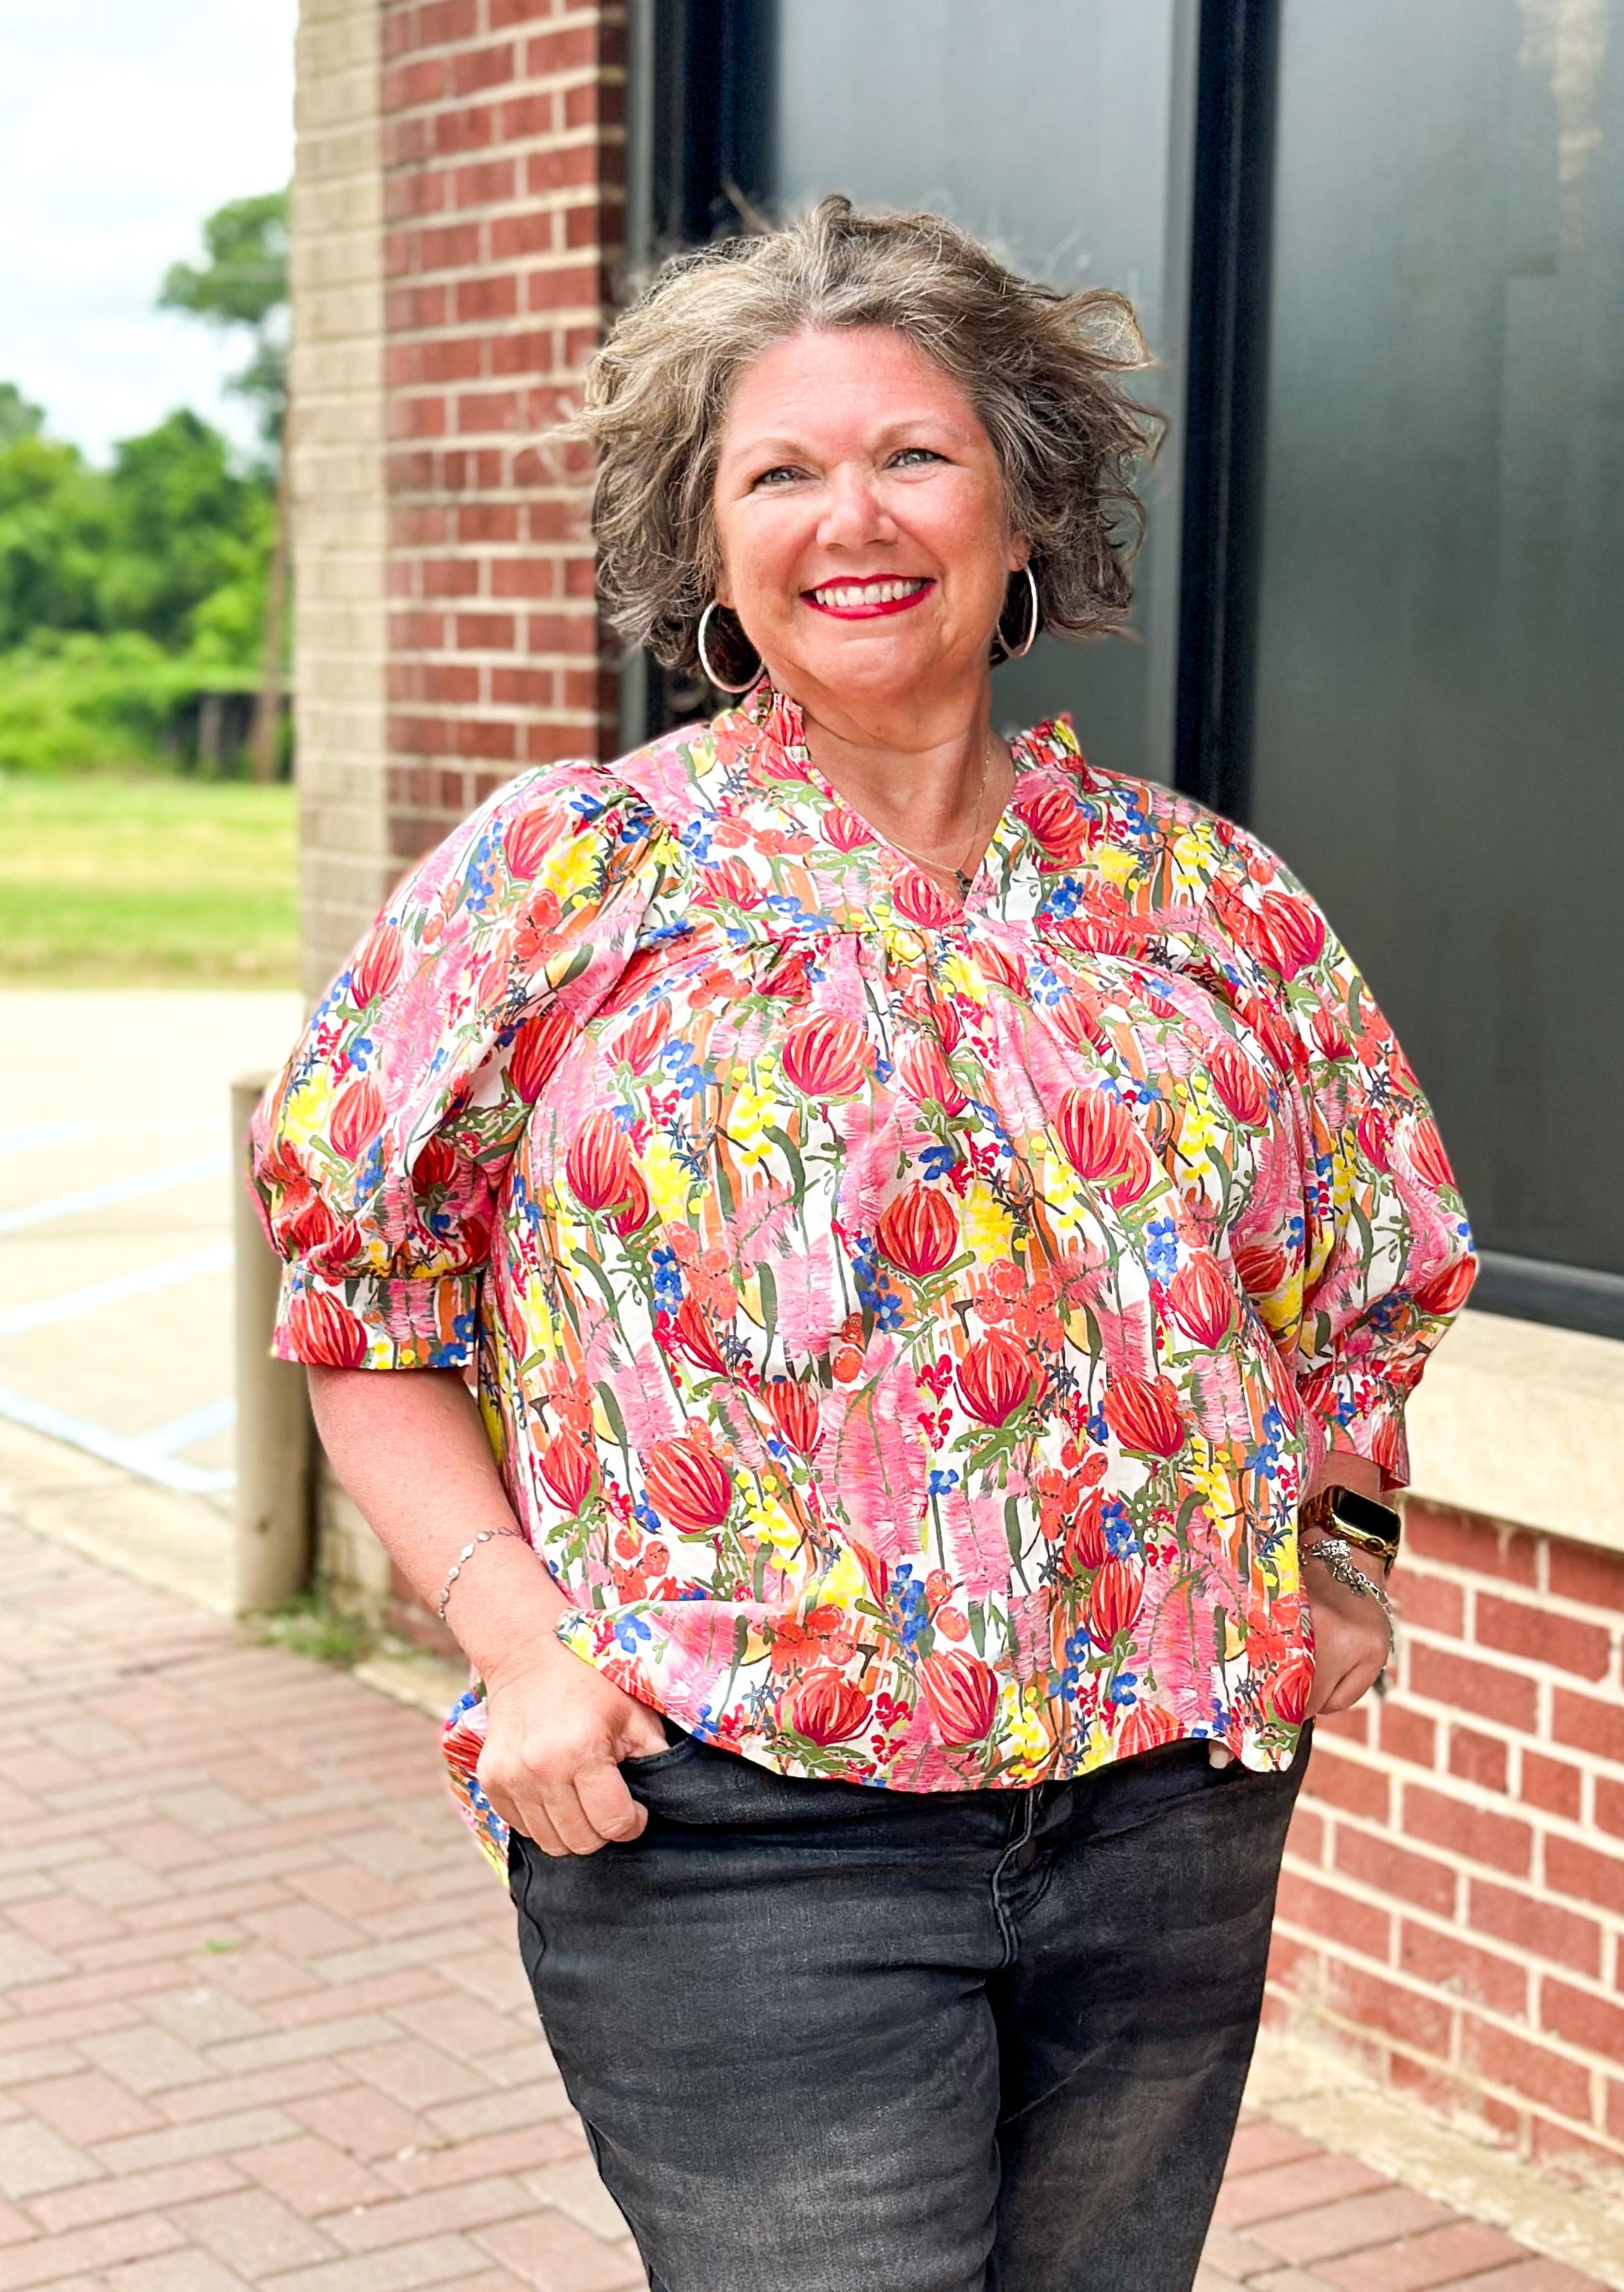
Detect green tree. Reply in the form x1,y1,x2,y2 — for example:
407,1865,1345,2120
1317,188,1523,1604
0,431,108,649
159,190,289,450
0,385,46,447
98,410,268,650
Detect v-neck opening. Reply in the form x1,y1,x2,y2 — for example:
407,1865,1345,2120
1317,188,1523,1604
733,688,1074,922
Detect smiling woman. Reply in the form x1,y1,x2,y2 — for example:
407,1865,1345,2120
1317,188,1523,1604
249,197,1474,2292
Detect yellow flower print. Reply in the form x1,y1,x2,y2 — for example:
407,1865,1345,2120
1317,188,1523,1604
724,1068,779,1174
998,1679,1053,1778
642,1134,699,1222
959,1181,1014,1266
538,825,604,912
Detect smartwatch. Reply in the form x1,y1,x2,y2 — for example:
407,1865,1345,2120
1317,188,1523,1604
1298,1484,1402,1576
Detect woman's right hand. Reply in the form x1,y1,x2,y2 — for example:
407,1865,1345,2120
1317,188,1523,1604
477,1637,672,1857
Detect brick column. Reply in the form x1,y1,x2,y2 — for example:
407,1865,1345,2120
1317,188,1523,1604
382,0,625,870
291,0,393,1001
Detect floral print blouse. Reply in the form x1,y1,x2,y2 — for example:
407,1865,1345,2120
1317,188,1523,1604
253,692,1474,1857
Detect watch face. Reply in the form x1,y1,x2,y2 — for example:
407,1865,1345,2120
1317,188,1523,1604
1331,1489,1402,1547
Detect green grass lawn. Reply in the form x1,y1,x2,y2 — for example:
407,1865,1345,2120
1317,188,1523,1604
0,776,297,986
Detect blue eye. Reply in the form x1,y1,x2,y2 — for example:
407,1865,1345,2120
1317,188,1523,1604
753,465,804,488
891,447,944,468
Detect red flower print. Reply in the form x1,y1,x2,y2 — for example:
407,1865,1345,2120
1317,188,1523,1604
782,1014,868,1099
891,868,958,929
288,1288,369,1368
784,1670,870,1745
1102,1371,1185,1459
609,1166,651,1239
1404,1116,1456,1196
644,1437,733,1535
1414,1256,1476,1318
1242,993,1306,1079
1051,995,1110,1055
1105,1138,1155,1207
1273,1648,1314,1726
284,1190,340,1251
956,1333,1034,1426
1259,891,1325,978
565,1112,639,1219
538,1433,596,1513
1166,1254,1237,1349
976,940,1026,992
329,1077,384,1164
1065,1488,1109,1573
765,1379,821,1457
897,1035,967,1115
502,803,569,882
822,806,873,852
1013,781,1092,863
1086,1557,1145,1648
508,1003,577,1102
412,1135,458,1194
920,1648,1001,1745
350,925,403,1006
1054,1087,1138,1182
442,1714,483,1779
876,1185,959,1279
1233,1239,1286,1297
1118,1699,1178,1757
1357,1107,1394,1173
668,1294,727,1375
619,998,671,1075
1207,1041,1269,1129
1311,1006,1352,1062
698,856,763,910
1047,902,1132,958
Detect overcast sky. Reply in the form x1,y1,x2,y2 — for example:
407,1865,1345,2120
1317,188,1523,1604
0,0,297,462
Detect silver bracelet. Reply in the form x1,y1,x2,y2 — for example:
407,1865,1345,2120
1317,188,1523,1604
1303,1534,1398,1655
436,1529,525,1623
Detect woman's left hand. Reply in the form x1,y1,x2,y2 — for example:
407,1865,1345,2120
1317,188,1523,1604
1302,1539,1393,1715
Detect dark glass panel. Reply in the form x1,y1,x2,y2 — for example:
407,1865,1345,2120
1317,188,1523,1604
1250,0,1624,1276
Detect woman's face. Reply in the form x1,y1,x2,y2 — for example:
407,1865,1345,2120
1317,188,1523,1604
711,325,1025,721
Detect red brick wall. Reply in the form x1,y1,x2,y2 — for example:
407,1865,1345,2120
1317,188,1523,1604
382,0,623,870
1269,1498,1624,2169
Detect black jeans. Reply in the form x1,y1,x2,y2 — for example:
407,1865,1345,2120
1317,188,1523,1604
510,1727,1310,2292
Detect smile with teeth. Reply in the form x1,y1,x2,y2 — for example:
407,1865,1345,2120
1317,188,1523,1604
805,576,933,616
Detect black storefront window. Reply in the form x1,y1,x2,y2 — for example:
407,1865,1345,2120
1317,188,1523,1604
623,0,1624,1337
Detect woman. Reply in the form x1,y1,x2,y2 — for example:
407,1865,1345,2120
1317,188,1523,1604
254,200,1474,2292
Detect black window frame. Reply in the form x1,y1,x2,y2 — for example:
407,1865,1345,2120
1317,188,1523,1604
620,0,1624,1343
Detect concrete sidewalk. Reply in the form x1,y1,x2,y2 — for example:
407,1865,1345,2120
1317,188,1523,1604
1,1468,1611,2292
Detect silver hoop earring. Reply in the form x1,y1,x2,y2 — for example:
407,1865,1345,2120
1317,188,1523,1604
998,564,1040,662
696,601,763,695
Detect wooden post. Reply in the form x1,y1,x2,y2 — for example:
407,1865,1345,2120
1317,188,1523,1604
232,1072,312,1612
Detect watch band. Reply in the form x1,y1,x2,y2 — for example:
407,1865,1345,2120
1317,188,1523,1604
1300,1484,1402,1574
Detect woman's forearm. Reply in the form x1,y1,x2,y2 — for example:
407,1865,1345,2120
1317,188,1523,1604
306,1365,569,1682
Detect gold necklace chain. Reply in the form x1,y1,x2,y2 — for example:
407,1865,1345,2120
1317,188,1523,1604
876,732,996,897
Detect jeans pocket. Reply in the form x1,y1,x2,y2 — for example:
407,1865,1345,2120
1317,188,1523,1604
620,1723,697,1776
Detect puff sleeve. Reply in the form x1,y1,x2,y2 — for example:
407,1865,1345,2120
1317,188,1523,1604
250,765,668,1371
1203,835,1477,1489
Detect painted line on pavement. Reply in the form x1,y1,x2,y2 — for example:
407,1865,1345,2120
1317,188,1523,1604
139,1395,237,1456
0,1154,227,1236
0,1117,214,1158
0,1245,235,1341
0,1382,235,1495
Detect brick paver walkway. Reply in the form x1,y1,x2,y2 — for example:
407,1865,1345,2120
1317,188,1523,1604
1,1519,1605,2292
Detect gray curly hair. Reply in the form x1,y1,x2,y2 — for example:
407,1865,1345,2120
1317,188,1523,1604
567,196,1162,679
